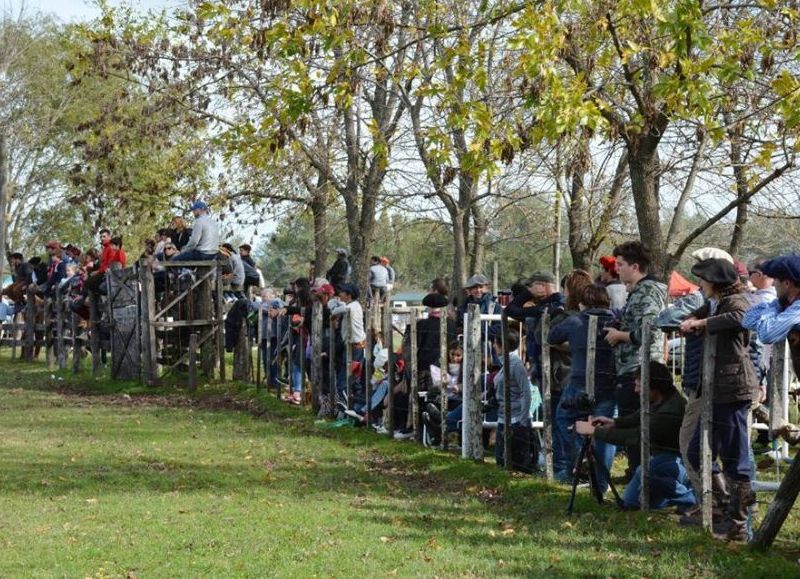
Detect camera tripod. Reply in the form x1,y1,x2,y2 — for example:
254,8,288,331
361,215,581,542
565,434,623,515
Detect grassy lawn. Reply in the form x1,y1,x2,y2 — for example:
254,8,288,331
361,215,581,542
0,357,798,577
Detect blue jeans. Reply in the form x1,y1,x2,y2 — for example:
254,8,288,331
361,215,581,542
171,249,217,262
355,380,389,418
687,400,751,482
290,362,303,393
622,453,697,510
554,384,616,486
591,397,617,493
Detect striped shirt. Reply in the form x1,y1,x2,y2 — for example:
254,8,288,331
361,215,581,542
741,299,800,344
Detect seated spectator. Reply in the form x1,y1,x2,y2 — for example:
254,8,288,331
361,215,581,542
493,329,534,473
3,252,35,305
168,216,192,250
575,361,696,511
221,243,245,296
38,241,67,298
369,256,389,304
172,202,219,262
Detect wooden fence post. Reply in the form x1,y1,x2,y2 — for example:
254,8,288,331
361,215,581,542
381,303,393,436
188,333,198,391
345,309,353,410
501,311,513,470
71,312,81,373
22,286,35,361
752,452,800,550
700,333,717,532
439,312,448,449
586,316,598,399
769,340,790,459
364,306,374,427
256,304,263,391
462,304,483,460
215,267,226,382
45,297,55,370
639,321,652,512
56,292,66,370
541,311,554,481
311,302,323,413
233,313,251,382
328,316,336,418
409,309,420,441
89,295,101,375
139,261,157,385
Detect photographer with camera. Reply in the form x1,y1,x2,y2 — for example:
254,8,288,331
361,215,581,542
575,361,696,510
549,284,616,488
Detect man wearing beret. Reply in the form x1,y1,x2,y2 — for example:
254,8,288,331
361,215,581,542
742,255,800,345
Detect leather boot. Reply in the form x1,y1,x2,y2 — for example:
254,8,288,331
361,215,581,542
724,481,756,542
679,473,730,526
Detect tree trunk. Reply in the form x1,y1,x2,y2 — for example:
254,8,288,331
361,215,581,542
727,121,749,258
309,180,329,280
628,139,666,277
0,134,7,285
451,207,468,298
566,138,593,271
470,202,487,278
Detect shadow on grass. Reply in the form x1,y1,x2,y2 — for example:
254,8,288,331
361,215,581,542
1,355,798,576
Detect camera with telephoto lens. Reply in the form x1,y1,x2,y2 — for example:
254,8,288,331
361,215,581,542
560,392,596,422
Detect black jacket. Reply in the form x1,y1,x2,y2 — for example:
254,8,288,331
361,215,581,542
416,316,457,371
326,258,349,287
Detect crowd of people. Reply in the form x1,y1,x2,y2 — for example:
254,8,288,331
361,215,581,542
260,239,800,545
4,200,799,545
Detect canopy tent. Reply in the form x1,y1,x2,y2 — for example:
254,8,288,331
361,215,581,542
669,271,699,297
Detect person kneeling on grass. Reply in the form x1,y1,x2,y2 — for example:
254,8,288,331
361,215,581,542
575,361,696,511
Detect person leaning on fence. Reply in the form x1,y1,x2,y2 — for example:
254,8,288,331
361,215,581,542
257,287,285,390
172,201,219,262
575,361,696,511
657,246,734,508
330,283,366,402
549,284,617,489
681,258,758,541
742,255,800,446
493,329,534,474
457,274,499,330
603,240,667,479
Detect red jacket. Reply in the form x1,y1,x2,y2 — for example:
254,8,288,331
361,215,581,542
98,243,127,273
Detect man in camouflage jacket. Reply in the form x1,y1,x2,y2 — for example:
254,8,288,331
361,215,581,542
604,241,667,473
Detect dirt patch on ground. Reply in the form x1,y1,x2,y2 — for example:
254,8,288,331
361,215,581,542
51,384,274,418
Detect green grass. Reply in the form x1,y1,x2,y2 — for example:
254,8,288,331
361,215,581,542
0,357,798,577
